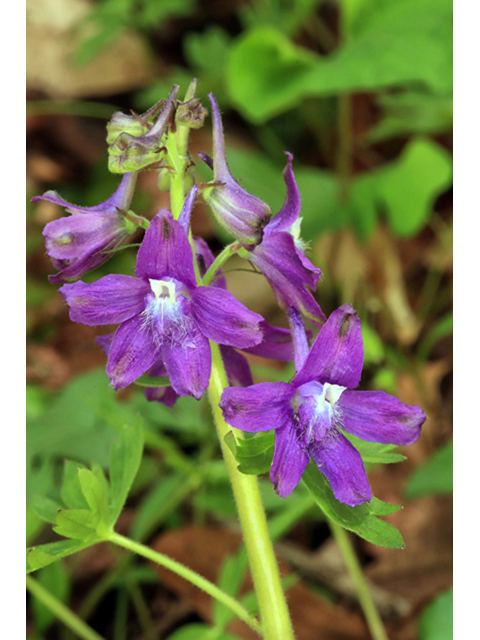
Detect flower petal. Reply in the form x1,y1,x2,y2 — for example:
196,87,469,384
337,390,426,445
249,232,325,323
31,172,138,214
193,237,227,289
161,319,211,400
295,304,363,389
60,275,150,326
107,314,161,390
264,152,300,236
241,321,295,362
190,286,264,348
178,185,199,233
144,359,179,407
270,419,310,498
310,429,372,507
220,346,254,388
220,382,295,433
287,307,309,371
135,209,196,288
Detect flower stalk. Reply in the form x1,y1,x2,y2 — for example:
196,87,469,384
207,341,295,640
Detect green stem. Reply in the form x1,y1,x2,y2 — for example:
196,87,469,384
26,575,106,640
328,520,389,640
201,242,240,286
208,342,295,640
107,531,262,636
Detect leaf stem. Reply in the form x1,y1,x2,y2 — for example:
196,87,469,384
207,342,295,640
201,242,240,286
106,531,262,636
328,519,389,640
26,575,106,640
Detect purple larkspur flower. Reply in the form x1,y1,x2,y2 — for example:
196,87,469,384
220,305,426,507
32,172,138,283
60,202,264,399
247,152,325,324
200,94,272,248
94,218,296,407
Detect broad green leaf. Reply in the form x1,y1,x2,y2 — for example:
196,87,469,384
231,431,275,476
228,0,452,123
368,497,402,516
61,461,89,511
78,469,110,527
343,433,406,465
378,138,452,237
109,420,144,525
361,324,385,365
418,589,453,640
53,509,98,540
27,539,90,573
303,462,404,548
405,441,453,499
31,562,70,632
184,26,231,76
30,495,62,524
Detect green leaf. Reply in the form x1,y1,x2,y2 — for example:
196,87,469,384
165,623,243,640
53,509,98,540
31,562,70,632
361,324,385,366
60,461,90,511
30,495,62,524
233,432,275,476
27,539,91,573
405,441,453,499
343,433,406,465
303,462,404,548
228,0,452,123
109,420,144,525
418,589,453,640
378,138,452,237
368,497,402,516
134,375,170,387
214,549,248,629
77,469,110,527
417,311,453,360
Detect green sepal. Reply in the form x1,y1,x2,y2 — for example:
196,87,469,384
302,462,404,549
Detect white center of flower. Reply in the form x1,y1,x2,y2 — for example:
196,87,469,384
149,279,178,303
314,382,346,407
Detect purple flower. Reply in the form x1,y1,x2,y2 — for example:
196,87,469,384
200,94,272,248
247,153,325,324
32,172,138,283
60,208,264,399
220,305,426,507
96,227,296,408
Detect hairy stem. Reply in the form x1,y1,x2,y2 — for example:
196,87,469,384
208,342,295,640
107,532,262,636
26,575,106,640
329,520,389,640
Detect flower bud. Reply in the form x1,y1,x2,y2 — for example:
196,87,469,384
176,98,208,129
201,94,271,248
106,98,166,145
32,173,139,283
108,85,179,174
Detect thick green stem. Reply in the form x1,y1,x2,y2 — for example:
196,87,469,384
26,575,106,640
107,531,262,636
329,520,389,640
208,342,295,640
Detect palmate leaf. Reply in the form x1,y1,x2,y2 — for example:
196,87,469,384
109,418,144,525
27,539,93,573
